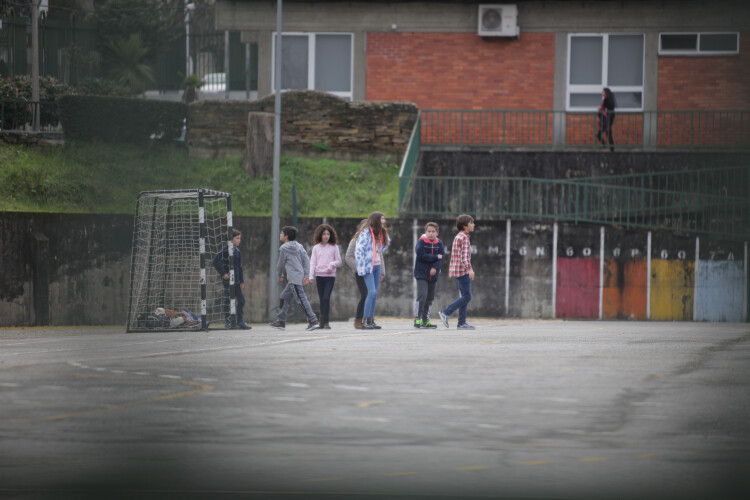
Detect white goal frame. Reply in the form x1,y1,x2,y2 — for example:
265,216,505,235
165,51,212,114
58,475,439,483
126,188,236,332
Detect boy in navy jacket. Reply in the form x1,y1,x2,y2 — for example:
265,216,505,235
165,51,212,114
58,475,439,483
413,222,444,329
212,229,250,329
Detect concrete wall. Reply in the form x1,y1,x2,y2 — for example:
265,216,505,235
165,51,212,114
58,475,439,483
420,150,750,178
1,212,746,327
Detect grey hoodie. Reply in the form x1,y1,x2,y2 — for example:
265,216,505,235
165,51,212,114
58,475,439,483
277,240,310,285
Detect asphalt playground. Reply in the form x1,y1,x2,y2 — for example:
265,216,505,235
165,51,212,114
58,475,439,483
1,319,748,500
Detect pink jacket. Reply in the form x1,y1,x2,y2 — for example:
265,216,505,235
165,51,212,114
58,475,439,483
309,243,342,280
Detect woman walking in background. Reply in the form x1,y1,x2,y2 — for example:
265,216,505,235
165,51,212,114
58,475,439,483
597,87,616,152
354,212,390,330
309,223,341,329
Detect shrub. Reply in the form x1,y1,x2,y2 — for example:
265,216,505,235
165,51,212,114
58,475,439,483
77,78,134,98
0,75,76,101
58,95,187,143
0,76,76,129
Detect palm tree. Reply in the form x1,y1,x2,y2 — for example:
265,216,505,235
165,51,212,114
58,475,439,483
106,34,155,96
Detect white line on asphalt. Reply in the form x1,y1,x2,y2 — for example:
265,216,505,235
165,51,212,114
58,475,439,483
284,382,310,388
542,397,580,403
468,393,506,399
339,416,390,423
436,404,473,410
332,384,369,391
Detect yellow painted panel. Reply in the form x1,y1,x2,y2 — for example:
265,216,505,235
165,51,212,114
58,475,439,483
650,260,695,320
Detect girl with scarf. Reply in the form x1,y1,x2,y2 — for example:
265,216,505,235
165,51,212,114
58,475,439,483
354,212,390,330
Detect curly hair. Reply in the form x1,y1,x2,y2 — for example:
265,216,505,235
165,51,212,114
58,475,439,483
313,224,338,245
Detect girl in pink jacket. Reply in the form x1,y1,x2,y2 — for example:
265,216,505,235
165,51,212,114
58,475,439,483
309,224,342,329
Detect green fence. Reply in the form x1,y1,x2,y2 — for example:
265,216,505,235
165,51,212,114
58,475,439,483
398,166,750,240
421,110,750,150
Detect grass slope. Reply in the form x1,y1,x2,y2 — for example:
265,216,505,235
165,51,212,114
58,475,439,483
0,141,399,217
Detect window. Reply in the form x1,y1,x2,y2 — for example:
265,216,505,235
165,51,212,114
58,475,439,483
272,33,353,99
659,33,739,55
567,33,644,111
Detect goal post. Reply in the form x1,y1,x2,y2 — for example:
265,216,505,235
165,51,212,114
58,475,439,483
126,188,235,332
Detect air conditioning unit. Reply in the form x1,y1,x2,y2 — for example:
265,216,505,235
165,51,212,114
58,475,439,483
478,4,519,37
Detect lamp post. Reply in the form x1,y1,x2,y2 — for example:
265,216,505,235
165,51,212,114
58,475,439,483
31,0,41,131
185,1,195,78
269,0,282,319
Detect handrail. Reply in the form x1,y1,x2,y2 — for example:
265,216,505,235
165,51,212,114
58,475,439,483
420,109,750,150
398,111,421,214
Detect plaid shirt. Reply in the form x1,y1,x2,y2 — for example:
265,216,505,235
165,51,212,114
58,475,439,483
448,231,472,278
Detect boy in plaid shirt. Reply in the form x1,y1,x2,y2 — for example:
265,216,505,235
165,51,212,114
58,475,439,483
439,214,476,330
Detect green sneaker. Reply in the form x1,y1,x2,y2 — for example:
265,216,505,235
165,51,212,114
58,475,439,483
413,319,422,328
422,320,438,329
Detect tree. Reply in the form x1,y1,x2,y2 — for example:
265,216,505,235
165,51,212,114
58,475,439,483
94,0,186,64
106,34,155,95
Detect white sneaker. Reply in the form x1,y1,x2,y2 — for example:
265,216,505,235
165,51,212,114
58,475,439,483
457,323,475,330
438,310,449,328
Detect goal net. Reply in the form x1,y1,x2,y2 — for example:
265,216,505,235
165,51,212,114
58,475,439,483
126,189,236,332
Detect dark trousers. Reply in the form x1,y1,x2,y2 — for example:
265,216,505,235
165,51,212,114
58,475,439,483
222,281,245,323
315,276,335,318
442,274,472,325
416,279,437,322
354,273,367,320
597,114,615,147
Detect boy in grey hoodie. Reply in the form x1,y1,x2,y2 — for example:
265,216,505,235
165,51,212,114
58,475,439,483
269,226,320,331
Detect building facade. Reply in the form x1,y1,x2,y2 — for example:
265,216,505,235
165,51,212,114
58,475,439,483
216,0,749,114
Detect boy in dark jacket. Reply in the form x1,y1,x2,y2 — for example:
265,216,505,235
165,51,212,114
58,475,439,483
212,228,250,329
413,222,444,329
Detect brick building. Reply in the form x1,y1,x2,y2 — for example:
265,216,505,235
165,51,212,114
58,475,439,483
215,0,749,115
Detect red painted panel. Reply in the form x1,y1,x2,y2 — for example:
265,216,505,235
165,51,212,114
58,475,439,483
556,258,599,319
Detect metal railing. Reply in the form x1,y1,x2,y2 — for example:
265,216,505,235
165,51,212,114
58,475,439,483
0,100,62,133
398,111,421,213
421,110,750,150
399,166,750,240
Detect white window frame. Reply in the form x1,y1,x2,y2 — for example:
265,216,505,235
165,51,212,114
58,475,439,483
271,32,354,100
658,32,740,56
566,33,645,112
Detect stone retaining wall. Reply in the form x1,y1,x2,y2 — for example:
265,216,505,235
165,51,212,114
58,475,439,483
187,90,418,160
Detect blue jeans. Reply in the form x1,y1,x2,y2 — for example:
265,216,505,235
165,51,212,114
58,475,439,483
362,265,381,318
442,274,472,325
315,276,335,317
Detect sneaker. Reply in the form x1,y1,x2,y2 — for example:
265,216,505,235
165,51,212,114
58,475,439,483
413,319,422,329
236,322,252,330
268,321,285,330
422,320,438,329
457,323,475,330
306,321,320,331
225,320,233,329
438,310,449,328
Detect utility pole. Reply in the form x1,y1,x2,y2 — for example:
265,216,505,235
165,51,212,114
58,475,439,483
268,0,282,319
31,0,40,131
